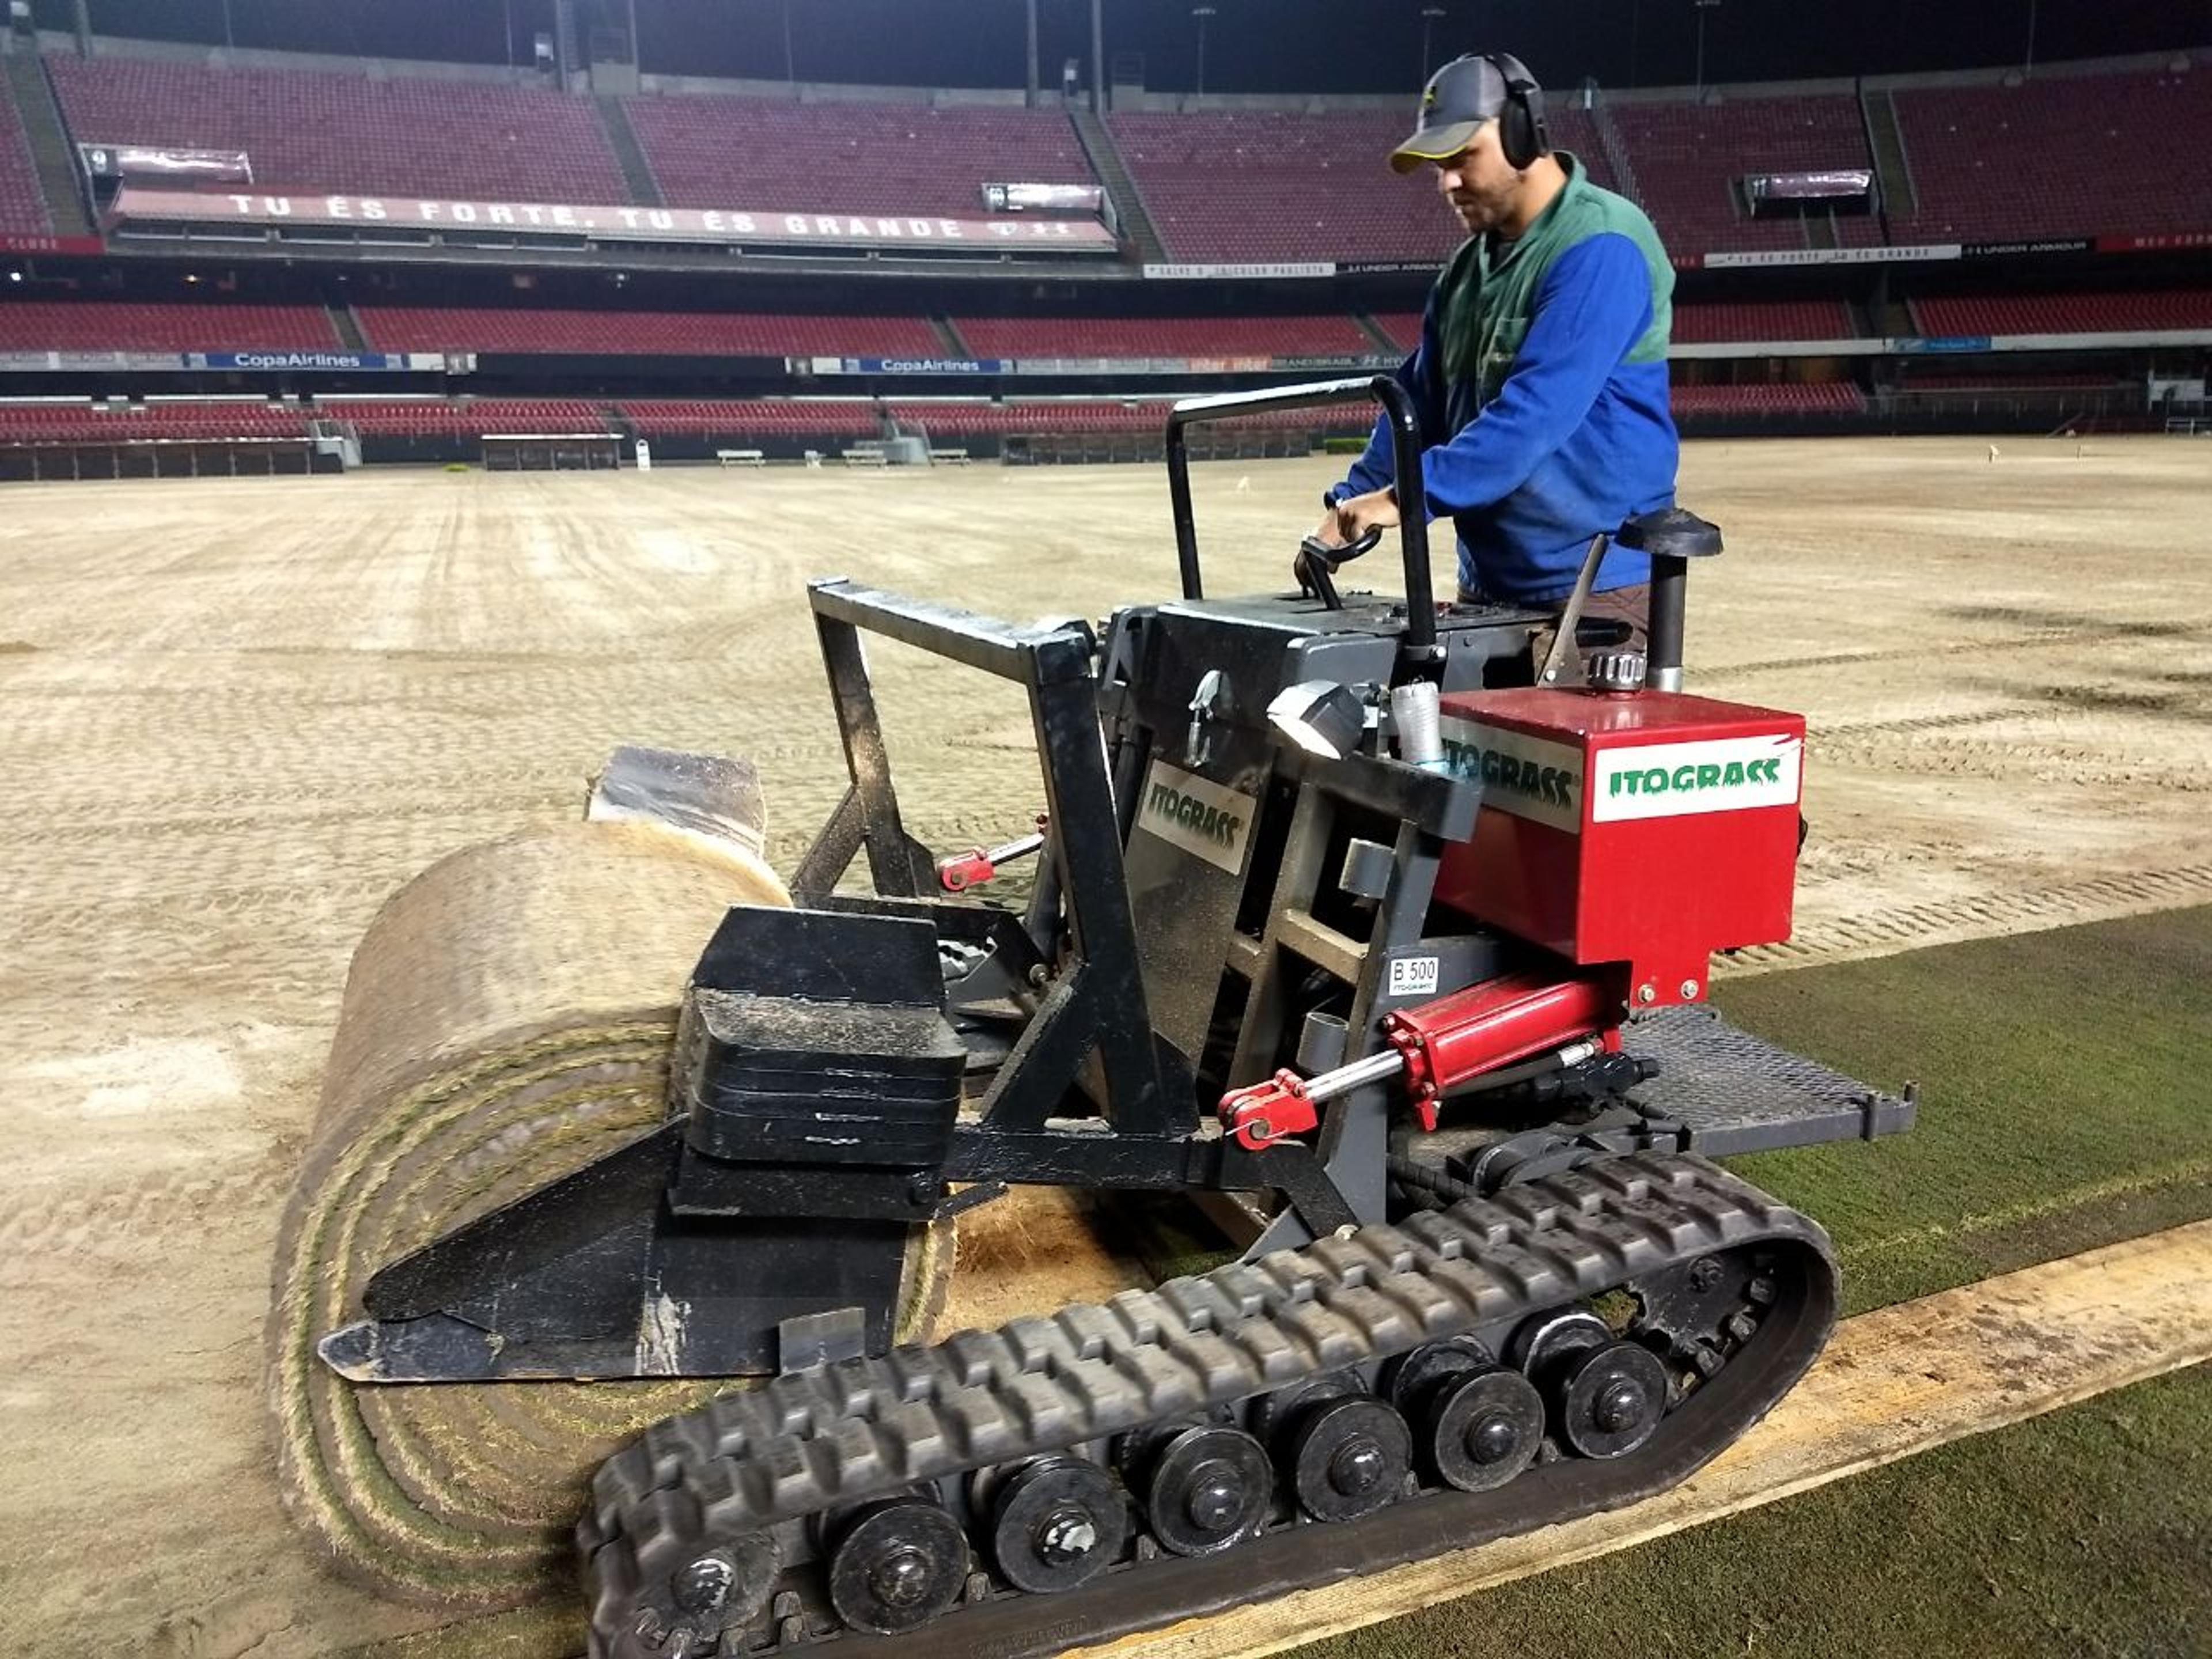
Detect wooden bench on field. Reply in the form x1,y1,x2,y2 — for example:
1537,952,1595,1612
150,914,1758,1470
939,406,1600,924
715,449,766,467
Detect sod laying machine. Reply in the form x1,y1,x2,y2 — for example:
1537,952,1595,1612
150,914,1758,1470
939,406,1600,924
278,380,1913,1657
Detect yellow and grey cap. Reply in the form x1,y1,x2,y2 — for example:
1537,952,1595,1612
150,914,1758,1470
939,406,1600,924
1389,53,1510,173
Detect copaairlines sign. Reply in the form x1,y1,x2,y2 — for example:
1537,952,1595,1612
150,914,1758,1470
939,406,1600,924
109,189,1118,253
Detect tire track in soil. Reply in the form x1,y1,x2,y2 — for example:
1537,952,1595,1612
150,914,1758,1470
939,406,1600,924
1705,616,2212,681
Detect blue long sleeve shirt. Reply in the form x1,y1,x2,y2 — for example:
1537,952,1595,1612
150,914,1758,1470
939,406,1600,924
1332,154,1680,605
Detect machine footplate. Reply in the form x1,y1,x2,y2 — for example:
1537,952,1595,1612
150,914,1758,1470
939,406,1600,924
1625,1004,1914,1153
579,1152,1836,1658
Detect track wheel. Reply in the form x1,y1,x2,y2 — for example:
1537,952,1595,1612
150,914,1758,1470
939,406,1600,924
1424,1368,1546,1492
1283,1396,1411,1523
1136,1425,1273,1556
986,1455,1129,1594
1555,1340,1671,1459
826,1496,968,1635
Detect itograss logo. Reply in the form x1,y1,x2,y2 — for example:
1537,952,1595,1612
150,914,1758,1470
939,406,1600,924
1592,734,1801,823
1436,717,1584,834
1136,759,1255,874
1608,756,1786,798
1144,778,1244,847
1441,734,1579,812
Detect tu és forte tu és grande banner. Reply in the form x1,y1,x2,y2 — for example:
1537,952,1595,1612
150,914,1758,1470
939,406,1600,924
108,188,1119,251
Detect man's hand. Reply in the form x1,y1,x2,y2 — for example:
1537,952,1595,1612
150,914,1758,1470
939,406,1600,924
1332,487,1402,544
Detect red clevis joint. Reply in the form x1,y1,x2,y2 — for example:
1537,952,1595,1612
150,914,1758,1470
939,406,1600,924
1220,1070,1319,1151
938,850,997,893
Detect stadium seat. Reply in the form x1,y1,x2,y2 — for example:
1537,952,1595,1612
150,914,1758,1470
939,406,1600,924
952,315,1374,358
0,301,338,350
623,97,1096,219
1889,70,2212,243
48,56,628,203
1910,289,2212,336
357,307,942,357
1608,94,1880,256
0,399,312,440
1668,381,1865,414
1105,107,1615,266
1673,300,1857,342
617,400,885,437
0,72,52,236
319,398,613,437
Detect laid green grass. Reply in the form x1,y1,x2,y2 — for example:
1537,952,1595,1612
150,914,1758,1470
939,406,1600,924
1300,902,2212,1659
1717,904,2212,1316
1306,1362,2212,1659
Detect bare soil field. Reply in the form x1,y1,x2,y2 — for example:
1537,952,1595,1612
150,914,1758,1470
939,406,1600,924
1,437,2207,1657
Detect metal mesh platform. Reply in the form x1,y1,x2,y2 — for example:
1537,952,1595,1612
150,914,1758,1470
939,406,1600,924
1622,1004,1915,1154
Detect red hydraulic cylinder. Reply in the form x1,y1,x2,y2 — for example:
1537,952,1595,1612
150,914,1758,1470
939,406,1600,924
1381,971,1616,1130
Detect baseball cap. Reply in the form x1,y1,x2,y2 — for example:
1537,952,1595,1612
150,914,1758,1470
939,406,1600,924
1389,54,1513,173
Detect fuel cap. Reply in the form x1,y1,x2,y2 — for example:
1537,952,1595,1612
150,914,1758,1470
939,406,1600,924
1584,650,1648,694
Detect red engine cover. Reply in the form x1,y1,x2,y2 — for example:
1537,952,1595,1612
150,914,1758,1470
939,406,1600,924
1433,685,1805,1008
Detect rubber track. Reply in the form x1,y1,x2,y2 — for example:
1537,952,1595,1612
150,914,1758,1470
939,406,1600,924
580,1152,1835,1657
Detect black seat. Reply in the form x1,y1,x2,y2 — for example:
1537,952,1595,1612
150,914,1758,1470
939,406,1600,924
1617,507,1724,562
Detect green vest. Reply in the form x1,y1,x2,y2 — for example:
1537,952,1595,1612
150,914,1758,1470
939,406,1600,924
1438,153,1674,405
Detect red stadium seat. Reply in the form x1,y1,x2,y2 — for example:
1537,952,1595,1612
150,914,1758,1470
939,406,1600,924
0,71,52,236
48,56,628,203
1910,289,2212,336
623,97,1096,219
1889,71,2212,243
1104,107,1615,266
1608,94,1880,256
616,400,885,437
0,399,312,440
952,315,1373,358
1668,382,1865,414
0,301,338,350
319,399,612,436
355,308,941,357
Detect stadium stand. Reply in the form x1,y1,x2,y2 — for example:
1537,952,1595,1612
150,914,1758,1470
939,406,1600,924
623,97,1094,217
1673,299,1857,342
1608,94,1880,254
889,399,1370,435
355,307,941,357
0,399,310,440
1372,313,1423,353
952,314,1376,358
1910,289,2212,336
0,300,338,350
1106,111,1456,264
0,73,52,236
1378,302,1857,349
321,397,612,436
619,399,885,437
1669,382,1866,414
1889,69,2212,243
888,400,1162,435
46,56,628,202
1103,105,1614,264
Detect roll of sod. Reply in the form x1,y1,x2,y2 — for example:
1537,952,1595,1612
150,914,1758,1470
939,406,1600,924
267,819,950,1609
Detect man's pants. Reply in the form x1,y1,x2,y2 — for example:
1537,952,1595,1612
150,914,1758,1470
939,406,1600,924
1459,582,1651,684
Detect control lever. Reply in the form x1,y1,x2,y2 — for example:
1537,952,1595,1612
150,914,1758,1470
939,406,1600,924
1294,525,1384,611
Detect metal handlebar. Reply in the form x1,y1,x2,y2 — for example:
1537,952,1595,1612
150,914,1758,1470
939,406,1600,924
1162,376,1437,655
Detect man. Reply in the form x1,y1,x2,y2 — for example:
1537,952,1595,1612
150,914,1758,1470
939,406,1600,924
1314,52,1677,662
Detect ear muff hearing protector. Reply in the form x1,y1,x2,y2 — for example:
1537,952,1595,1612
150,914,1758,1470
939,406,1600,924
1484,53,1551,171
